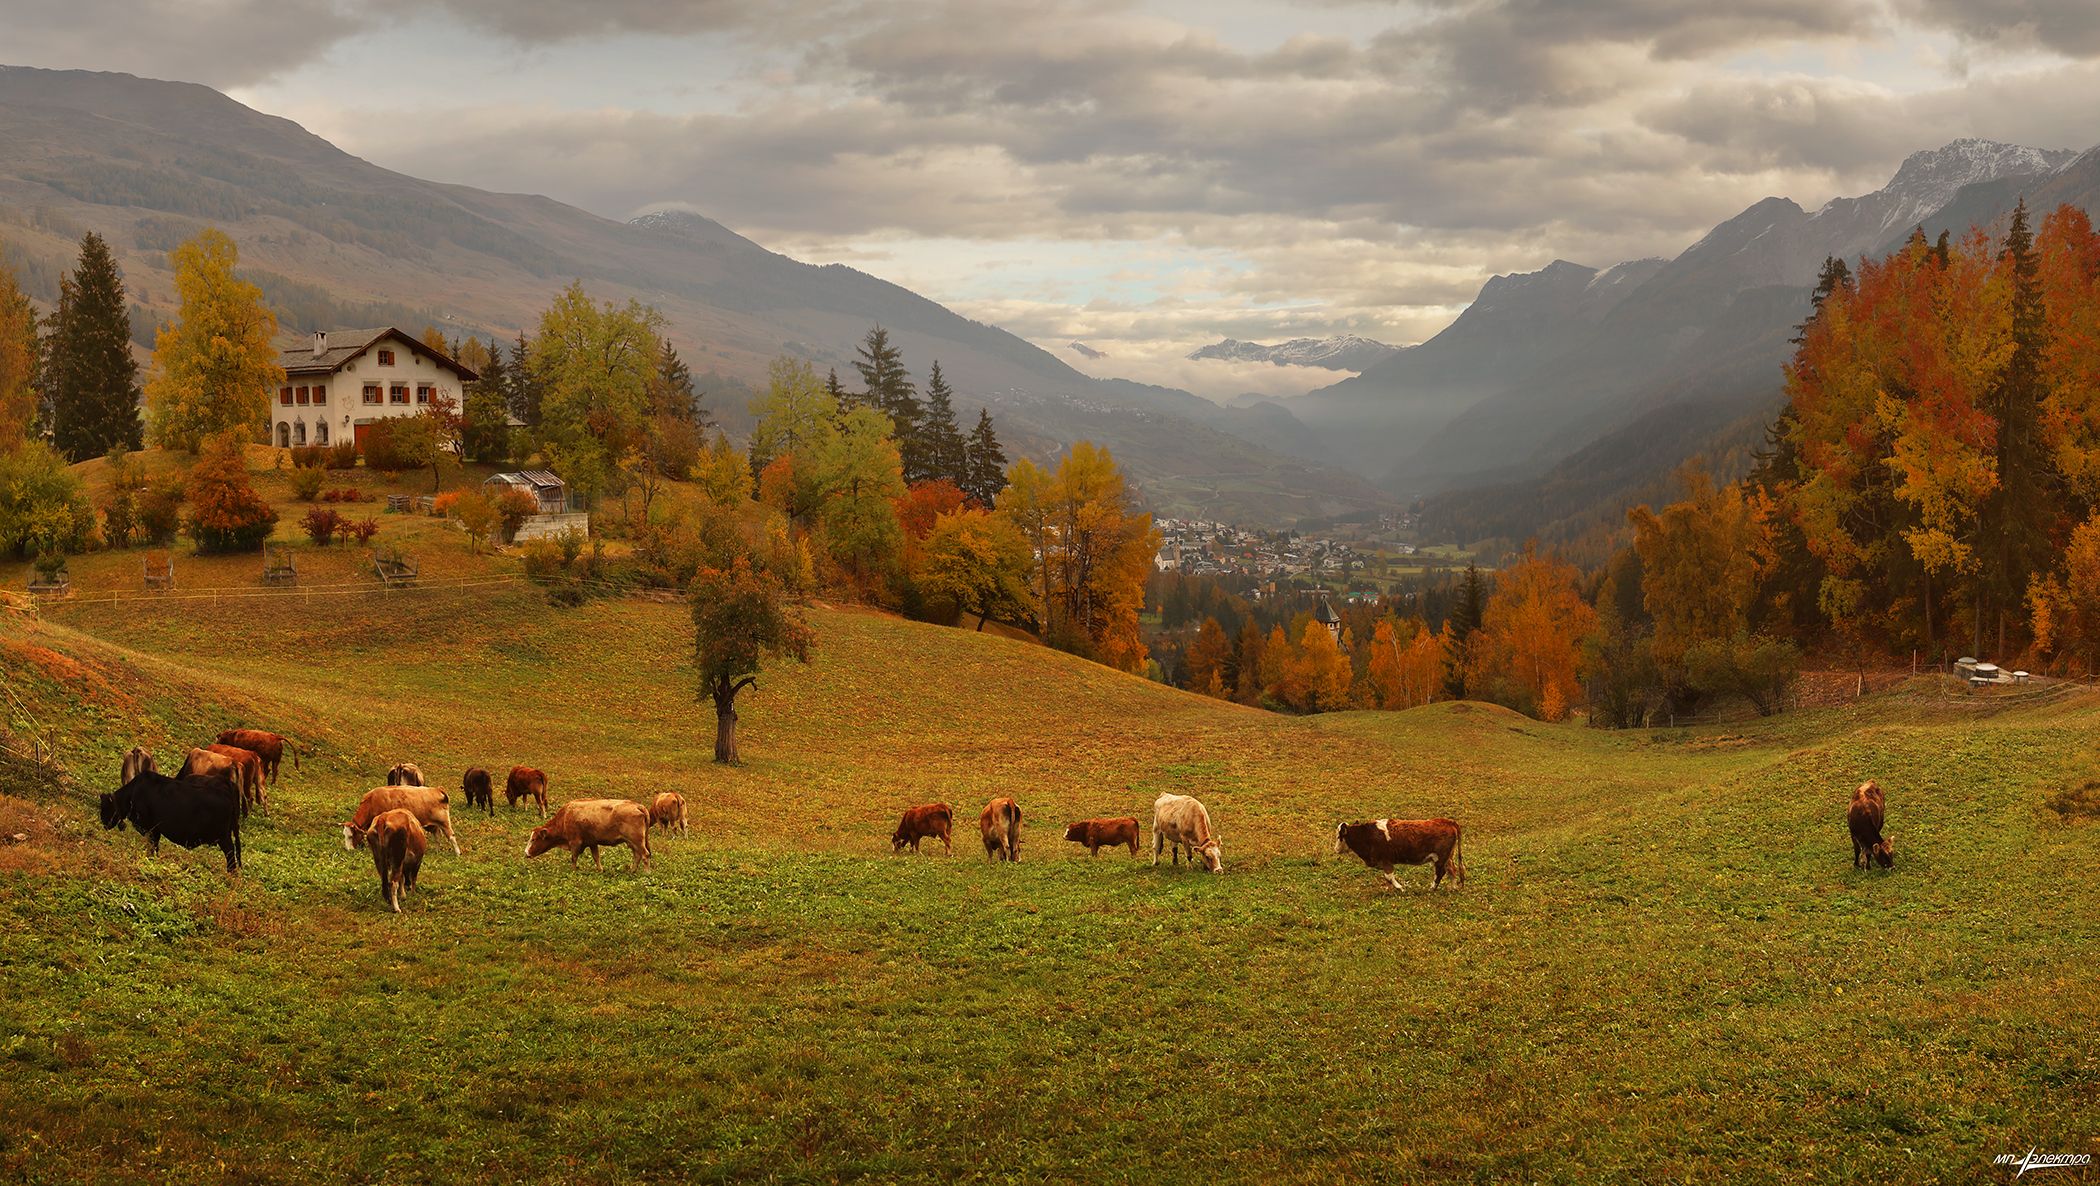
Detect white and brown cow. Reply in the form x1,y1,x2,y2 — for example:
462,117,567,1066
342,785,460,857
1334,818,1465,890
1151,793,1222,873
385,762,427,787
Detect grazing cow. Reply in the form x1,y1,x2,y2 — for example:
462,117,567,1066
526,799,652,871
1063,816,1141,857
177,748,255,818
204,744,268,813
461,767,494,815
386,762,426,787
215,729,294,784
892,803,953,854
504,766,549,817
342,785,460,857
1151,793,1223,873
1849,780,1894,870
99,771,242,873
121,746,156,785
1334,818,1465,891
648,792,688,838
979,797,1022,862
346,808,426,913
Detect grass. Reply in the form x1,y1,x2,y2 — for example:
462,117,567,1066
2,454,2099,1183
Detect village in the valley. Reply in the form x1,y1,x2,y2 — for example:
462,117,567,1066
1150,511,1451,598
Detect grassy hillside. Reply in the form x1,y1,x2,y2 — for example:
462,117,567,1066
3,555,2098,1181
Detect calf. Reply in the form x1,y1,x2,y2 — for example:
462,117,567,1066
1063,816,1140,857
461,767,495,815
980,797,1022,863
892,803,953,854
526,799,652,871
99,771,243,873
1849,780,1893,870
347,808,426,913
178,747,256,817
216,729,294,784
1152,793,1223,873
342,785,460,857
386,762,426,787
120,746,155,786
648,792,688,837
505,766,549,817
1334,818,1465,891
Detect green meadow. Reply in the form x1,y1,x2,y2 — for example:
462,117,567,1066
2,480,2098,1182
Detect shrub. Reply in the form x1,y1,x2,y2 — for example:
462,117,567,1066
432,490,464,518
452,491,497,548
554,526,587,567
289,465,326,502
1684,633,1801,717
326,441,359,470
184,434,279,553
321,487,366,504
101,488,138,550
138,482,184,544
494,486,538,543
0,442,97,559
521,536,565,582
289,445,329,468
301,506,345,546
348,517,380,545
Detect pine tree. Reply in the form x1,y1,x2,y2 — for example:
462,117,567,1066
825,367,853,410
462,336,510,461
1979,199,2051,656
920,360,967,483
1443,562,1488,699
852,325,920,467
508,332,543,428
46,232,143,461
962,406,1008,506
652,338,703,424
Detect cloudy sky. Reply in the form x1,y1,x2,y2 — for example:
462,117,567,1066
10,0,2100,395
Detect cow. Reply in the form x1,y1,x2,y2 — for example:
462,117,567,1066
99,771,242,873
1849,780,1894,870
1334,818,1465,891
526,799,652,871
120,746,155,785
386,762,426,787
204,744,268,813
892,803,953,854
1151,793,1223,873
1063,816,1141,857
215,729,294,785
342,785,460,857
177,748,256,817
504,766,549,817
648,792,688,838
979,797,1022,862
461,767,495,815
345,808,426,913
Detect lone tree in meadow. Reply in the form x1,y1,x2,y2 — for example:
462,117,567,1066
692,556,814,764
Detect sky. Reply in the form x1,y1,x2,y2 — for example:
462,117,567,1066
8,0,2100,398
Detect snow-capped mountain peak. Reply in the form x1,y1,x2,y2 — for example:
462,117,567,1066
1187,335,1400,371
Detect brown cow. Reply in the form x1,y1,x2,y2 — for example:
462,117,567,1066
526,799,652,871
980,797,1022,863
178,748,255,818
892,803,953,854
648,792,688,837
346,808,427,913
461,767,494,815
505,766,549,817
121,746,156,786
342,785,460,857
386,762,426,787
216,729,294,784
204,744,268,813
1152,793,1223,873
1334,818,1465,891
1849,780,1893,870
1063,816,1141,857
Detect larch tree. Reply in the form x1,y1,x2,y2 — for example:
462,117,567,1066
46,232,142,461
995,456,1056,634
0,255,36,452
1184,616,1235,698
529,282,664,503
1470,544,1595,721
1629,467,1771,674
919,506,1035,630
691,555,814,764
1044,442,1159,671
144,229,282,452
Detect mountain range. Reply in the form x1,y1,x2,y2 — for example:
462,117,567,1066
0,65,1386,526
1186,335,1399,371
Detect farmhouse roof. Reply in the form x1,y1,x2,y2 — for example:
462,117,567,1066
488,470,565,490
1313,598,1341,624
274,327,481,383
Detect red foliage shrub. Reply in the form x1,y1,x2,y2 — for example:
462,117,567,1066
301,506,346,546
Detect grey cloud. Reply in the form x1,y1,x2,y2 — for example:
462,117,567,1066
2,0,358,87
1896,0,2100,56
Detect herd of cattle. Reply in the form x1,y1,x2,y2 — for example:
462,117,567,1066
94,727,1898,913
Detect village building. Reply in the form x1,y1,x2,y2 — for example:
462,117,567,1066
1314,596,1341,642
270,328,479,452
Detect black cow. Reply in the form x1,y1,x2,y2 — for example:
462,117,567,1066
99,771,244,873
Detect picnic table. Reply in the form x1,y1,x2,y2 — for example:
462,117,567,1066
372,548,419,588
262,546,297,587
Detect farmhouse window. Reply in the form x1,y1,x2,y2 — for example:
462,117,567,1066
293,422,306,445
317,423,329,445
279,386,294,406
363,384,382,405
295,386,310,405
378,349,396,366
311,385,327,406
416,384,433,405
389,384,409,405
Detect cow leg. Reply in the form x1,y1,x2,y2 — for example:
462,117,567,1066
1151,831,1162,866
591,845,603,870
444,821,461,858
223,839,239,873
1384,869,1403,891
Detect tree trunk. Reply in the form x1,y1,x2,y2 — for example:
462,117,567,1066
715,702,738,765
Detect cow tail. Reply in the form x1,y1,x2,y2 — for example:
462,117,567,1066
292,740,301,771
233,812,244,872
1454,825,1466,885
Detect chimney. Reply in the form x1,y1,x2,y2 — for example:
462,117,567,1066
312,331,328,358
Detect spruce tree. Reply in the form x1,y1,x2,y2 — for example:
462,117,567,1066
1442,563,1488,699
920,360,967,484
1979,199,2051,655
825,366,854,410
961,406,1008,506
47,232,142,461
852,325,920,467
463,337,511,462
652,338,699,423
507,332,543,428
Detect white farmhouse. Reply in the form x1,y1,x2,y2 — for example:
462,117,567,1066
271,328,479,451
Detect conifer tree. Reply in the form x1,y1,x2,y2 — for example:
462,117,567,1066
852,325,920,466
507,332,543,428
1979,199,2051,656
825,366,853,409
47,232,143,461
920,360,967,483
462,336,510,462
651,338,701,423
1443,562,1488,699
962,407,1008,506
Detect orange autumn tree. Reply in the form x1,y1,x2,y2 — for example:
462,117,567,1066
1025,442,1159,672
1184,616,1235,698
1366,615,1443,709
1468,544,1594,721
1281,621,1353,712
